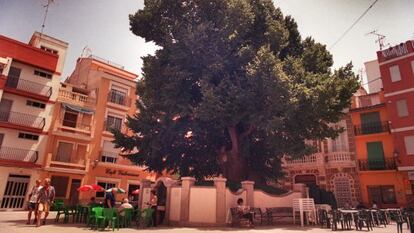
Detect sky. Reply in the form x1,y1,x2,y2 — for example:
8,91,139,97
0,0,413,81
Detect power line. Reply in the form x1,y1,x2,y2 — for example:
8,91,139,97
329,0,379,50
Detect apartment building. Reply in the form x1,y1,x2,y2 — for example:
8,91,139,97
377,40,414,205
350,88,406,208
0,32,68,210
282,114,360,208
40,55,155,204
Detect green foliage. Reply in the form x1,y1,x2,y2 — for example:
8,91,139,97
114,0,359,182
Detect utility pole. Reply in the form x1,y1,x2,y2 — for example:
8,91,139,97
365,30,389,50
40,0,55,37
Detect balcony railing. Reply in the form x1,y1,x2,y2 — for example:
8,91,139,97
0,111,45,129
6,76,52,97
107,90,130,106
354,121,389,136
0,146,38,163
326,152,353,162
353,94,382,109
285,154,318,166
358,158,396,171
58,89,95,106
61,118,91,131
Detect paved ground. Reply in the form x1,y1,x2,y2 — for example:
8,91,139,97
0,211,405,233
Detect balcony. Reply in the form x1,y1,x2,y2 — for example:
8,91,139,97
107,90,130,107
0,111,45,130
0,146,38,167
284,154,320,167
45,152,89,174
354,121,389,136
5,76,52,98
326,152,356,167
352,93,384,109
58,89,96,107
358,158,397,171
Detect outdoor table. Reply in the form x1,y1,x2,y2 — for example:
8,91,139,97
339,209,359,226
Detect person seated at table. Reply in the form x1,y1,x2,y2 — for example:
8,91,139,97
236,198,254,226
356,202,366,209
118,198,133,216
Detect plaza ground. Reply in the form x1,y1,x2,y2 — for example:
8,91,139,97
0,211,406,233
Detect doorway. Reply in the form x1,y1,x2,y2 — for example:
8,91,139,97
1,175,30,209
69,179,81,205
155,182,167,225
0,99,13,122
295,174,317,187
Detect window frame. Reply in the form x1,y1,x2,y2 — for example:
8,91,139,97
389,65,401,82
404,135,414,155
26,100,46,109
34,70,52,79
18,132,39,141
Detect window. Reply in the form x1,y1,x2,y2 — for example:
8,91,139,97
96,182,116,198
40,46,58,55
396,99,409,117
18,132,39,141
26,100,46,109
405,136,414,155
331,130,348,152
51,176,69,197
34,70,52,79
55,142,73,163
366,141,385,170
390,65,401,82
368,185,397,205
101,141,119,163
106,115,123,131
360,112,382,134
62,110,78,128
108,89,127,105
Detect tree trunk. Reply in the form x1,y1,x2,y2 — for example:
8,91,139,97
224,127,248,181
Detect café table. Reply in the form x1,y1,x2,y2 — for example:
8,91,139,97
339,209,359,226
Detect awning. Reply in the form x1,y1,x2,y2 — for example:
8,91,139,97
62,103,95,115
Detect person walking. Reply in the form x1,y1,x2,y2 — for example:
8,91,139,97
27,179,42,224
36,178,55,227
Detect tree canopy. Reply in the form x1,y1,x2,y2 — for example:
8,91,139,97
113,0,359,182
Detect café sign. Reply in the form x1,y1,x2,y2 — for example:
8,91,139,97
105,168,140,177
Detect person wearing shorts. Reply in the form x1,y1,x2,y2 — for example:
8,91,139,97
36,178,55,227
27,179,42,224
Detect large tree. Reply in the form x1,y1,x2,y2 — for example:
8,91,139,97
113,0,359,182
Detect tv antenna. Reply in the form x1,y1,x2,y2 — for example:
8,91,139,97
40,0,55,36
366,30,389,50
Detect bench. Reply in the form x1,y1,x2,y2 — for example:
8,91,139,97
266,207,296,224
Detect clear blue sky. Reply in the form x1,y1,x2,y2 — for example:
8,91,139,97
0,0,413,80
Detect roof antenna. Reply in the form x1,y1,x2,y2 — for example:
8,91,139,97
365,30,389,50
40,0,55,37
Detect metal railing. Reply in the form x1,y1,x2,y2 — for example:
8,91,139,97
6,76,52,97
354,121,390,135
0,111,45,129
107,90,130,106
58,89,96,105
0,146,38,163
358,158,396,171
285,154,318,165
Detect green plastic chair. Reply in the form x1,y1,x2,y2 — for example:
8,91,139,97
89,207,103,229
119,208,133,228
139,208,154,228
101,208,119,231
54,202,65,222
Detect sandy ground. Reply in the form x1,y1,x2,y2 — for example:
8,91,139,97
0,211,405,233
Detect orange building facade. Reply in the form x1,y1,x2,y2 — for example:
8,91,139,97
41,56,156,205
350,88,407,208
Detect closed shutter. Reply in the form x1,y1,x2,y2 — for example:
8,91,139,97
361,112,381,134
367,141,385,169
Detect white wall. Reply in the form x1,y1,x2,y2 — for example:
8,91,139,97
226,188,246,211
189,187,216,224
253,190,302,211
169,187,181,222
364,59,382,94
0,128,48,165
